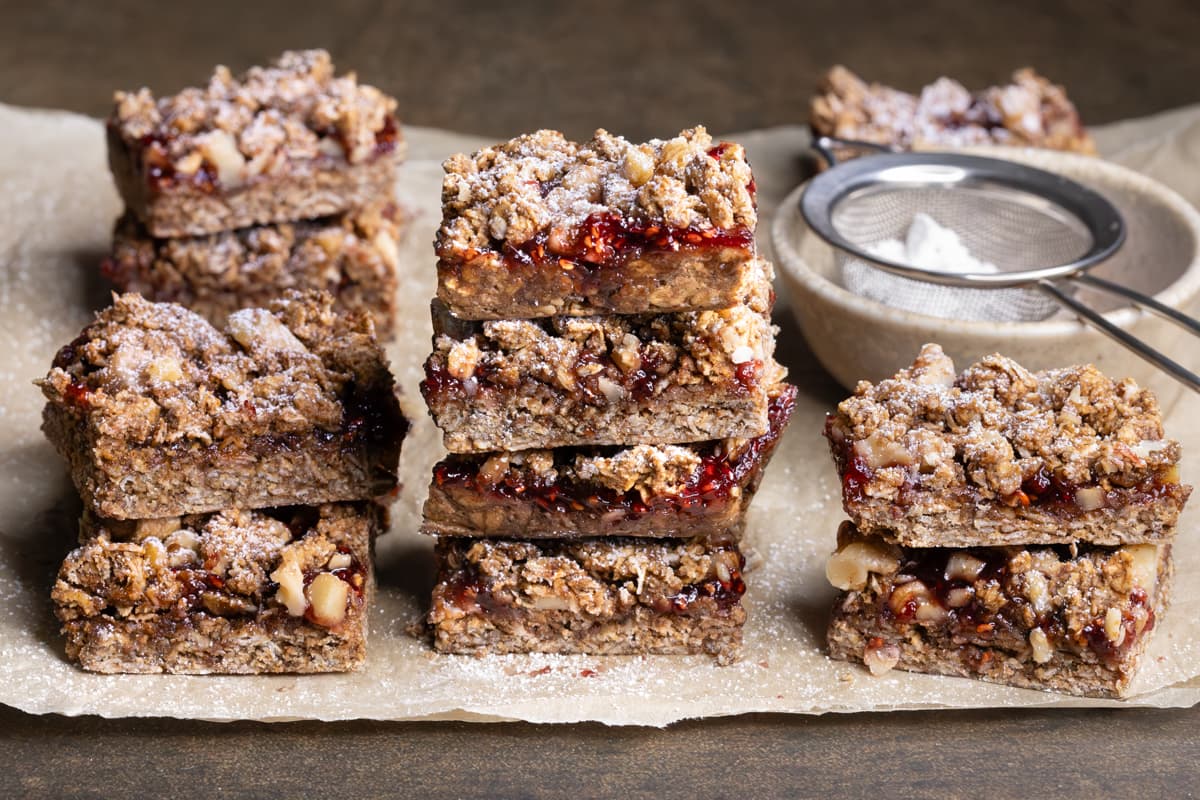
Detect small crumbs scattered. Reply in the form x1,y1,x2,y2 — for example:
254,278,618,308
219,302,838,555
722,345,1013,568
758,660,770,669
528,666,552,677
579,669,597,678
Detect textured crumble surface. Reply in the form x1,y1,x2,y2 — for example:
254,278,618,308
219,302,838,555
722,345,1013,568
38,290,406,518
825,344,1191,546
40,290,395,447
827,527,1172,698
423,296,783,451
105,203,401,337
436,126,756,260
111,49,401,172
811,65,1096,154
52,503,377,674
429,534,747,663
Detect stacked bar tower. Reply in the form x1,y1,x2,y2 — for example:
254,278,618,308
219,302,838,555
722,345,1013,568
420,127,795,663
102,50,405,338
822,345,1191,697
40,291,407,673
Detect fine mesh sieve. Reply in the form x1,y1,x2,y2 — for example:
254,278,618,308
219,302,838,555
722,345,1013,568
801,137,1200,392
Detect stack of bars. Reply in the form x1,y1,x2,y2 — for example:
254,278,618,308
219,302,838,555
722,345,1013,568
822,345,1192,697
418,126,795,663
101,49,405,339
40,290,407,673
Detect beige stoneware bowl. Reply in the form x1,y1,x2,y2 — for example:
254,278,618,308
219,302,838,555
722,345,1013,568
772,147,1200,406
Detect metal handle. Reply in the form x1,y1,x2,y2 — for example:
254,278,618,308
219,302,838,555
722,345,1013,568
1037,280,1200,392
813,135,893,167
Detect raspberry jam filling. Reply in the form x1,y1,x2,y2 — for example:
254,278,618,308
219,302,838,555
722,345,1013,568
879,547,1155,664
444,211,754,271
826,416,1181,515
432,386,795,516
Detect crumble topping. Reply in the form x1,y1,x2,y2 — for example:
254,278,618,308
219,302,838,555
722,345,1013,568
811,65,1095,153
112,202,398,289
432,300,778,396
437,126,756,259
829,344,1178,502
111,49,401,182
39,290,393,446
433,535,742,619
53,505,368,625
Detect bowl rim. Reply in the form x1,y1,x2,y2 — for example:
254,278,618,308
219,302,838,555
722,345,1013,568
771,146,1200,336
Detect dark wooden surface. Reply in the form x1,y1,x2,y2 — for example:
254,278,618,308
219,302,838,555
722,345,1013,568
3,1,1200,798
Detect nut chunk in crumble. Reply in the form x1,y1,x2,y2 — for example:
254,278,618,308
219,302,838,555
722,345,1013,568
424,383,796,538
421,291,784,453
435,126,760,319
103,203,402,339
108,49,403,237
429,532,748,664
52,503,378,674
39,290,406,520
810,65,1096,156
824,522,1171,698
824,344,1190,547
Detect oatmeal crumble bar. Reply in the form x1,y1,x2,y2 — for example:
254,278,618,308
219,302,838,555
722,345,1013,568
108,49,403,236
825,344,1190,547
423,383,795,538
103,203,401,338
429,532,747,663
39,290,406,519
436,126,759,319
422,289,783,452
52,503,378,674
810,65,1096,155
825,523,1171,698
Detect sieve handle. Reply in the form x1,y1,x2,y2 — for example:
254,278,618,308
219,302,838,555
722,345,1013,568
1037,280,1200,392
1072,273,1200,337
813,135,893,167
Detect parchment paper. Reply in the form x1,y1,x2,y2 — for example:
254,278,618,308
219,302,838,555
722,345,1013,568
1,103,1198,725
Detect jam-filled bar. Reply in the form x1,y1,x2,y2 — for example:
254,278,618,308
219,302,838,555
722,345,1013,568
103,203,401,338
810,65,1096,155
429,532,748,664
423,383,795,539
108,49,402,237
824,523,1171,698
39,291,405,520
421,286,782,453
52,503,378,674
824,344,1191,548
436,126,759,319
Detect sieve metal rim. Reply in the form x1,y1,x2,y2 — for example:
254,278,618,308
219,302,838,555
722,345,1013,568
799,152,1126,288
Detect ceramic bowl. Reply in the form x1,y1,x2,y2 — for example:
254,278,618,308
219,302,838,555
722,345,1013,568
771,147,1200,406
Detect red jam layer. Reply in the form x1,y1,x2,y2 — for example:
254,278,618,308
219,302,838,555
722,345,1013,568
432,385,795,517
880,546,1155,664
826,416,1181,516
445,211,754,271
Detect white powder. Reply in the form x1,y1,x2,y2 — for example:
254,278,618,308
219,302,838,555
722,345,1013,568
864,212,998,275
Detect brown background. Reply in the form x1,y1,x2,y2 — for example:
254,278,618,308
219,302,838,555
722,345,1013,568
3,0,1200,797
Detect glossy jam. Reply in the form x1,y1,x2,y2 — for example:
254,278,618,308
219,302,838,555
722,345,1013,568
432,386,796,517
